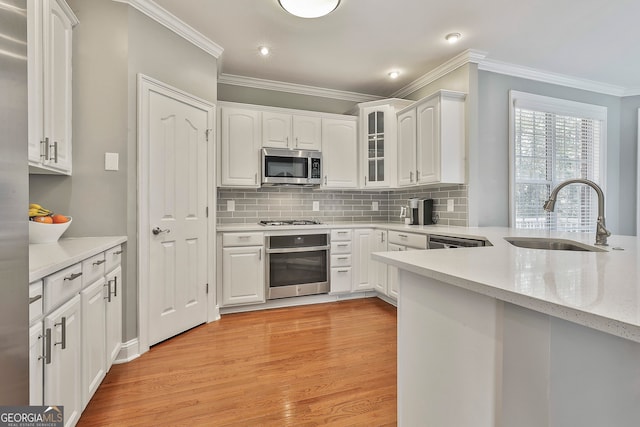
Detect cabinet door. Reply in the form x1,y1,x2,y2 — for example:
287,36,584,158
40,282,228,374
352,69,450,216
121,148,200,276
353,229,374,292
416,97,440,184
80,279,106,409
363,107,388,187
220,107,261,187
372,230,388,295
292,115,321,150
105,266,123,368
321,118,358,188
330,267,352,293
29,323,44,406
222,246,265,306
27,0,44,165
43,0,74,173
397,109,417,187
262,111,292,148
386,243,405,300
44,294,82,427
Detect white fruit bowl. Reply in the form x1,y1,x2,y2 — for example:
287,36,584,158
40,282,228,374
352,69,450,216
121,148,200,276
29,217,72,244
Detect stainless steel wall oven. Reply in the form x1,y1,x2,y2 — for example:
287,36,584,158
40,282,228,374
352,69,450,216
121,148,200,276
266,232,330,299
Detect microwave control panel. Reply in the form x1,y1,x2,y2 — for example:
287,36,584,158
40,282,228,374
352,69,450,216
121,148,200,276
311,158,321,179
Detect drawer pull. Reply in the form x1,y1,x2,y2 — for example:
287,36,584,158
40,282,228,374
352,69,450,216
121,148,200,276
93,259,106,266
398,234,408,238
337,244,348,247
111,276,118,297
44,328,52,364
238,235,251,239
337,269,349,273
337,257,348,260
113,250,123,255
54,317,66,350
337,231,348,234
64,272,83,281
29,295,42,304
104,281,112,303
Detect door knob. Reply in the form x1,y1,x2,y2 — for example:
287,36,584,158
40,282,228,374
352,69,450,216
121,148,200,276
152,227,170,235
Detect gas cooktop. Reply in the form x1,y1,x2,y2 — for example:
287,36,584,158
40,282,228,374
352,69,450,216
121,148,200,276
258,219,323,226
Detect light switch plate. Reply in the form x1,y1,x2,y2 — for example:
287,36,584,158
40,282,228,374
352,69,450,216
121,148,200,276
312,201,320,211
227,200,235,212
372,201,379,211
105,152,119,171
447,199,455,212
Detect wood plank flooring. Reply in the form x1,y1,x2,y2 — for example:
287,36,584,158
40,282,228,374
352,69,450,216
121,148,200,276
78,298,397,426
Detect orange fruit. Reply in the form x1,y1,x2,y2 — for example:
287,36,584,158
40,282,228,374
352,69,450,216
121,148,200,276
52,214,69,224
34,216,53,224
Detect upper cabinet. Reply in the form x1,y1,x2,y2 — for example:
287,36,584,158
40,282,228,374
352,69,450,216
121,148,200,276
358,99,413,189
397,90,466,186
321,117,358,189
262,112,321,151
219,106,261,188
27,0,78,175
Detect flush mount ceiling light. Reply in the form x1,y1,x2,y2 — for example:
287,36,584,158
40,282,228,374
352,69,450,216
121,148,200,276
388,70,400,79
278,0,341,18
258,46,270,56
445,32,462,44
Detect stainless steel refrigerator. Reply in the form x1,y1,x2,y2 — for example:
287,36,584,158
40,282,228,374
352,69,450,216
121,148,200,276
0,0,29,404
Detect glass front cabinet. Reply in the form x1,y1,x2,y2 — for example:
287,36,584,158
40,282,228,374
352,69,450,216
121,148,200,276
358,99,413,188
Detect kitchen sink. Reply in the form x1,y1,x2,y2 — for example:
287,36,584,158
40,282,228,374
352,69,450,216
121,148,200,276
504,237,606,252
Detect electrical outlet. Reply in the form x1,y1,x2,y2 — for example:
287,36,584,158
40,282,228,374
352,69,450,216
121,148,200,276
227,200,235,212
372,201,379,211
105,152,119,171
447,199,455,212
312,201,320,211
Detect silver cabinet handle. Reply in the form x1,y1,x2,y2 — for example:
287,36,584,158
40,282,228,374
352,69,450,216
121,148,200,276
337,244,348,247
295,137,298,147
416,170,420,181
152,227,170,235
410,171,413,182
364,176,367,186
258,248,262,260
44,328,52,364
324,175,327,185
398,234,408,238
64,272,82,281
110,276,118,297
54,317,66,350
337,257,348,260
381,233,385,243
41,138,49,160
337,231,348,234
29,295,42,304
337,269,349,273
104,281,112,303
286,136,289,147
52,141,58,163
113,250,123,255
93,259,106,266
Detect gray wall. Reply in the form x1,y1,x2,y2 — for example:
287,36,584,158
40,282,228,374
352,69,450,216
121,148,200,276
475,71,629,234
29,0,218,342
620,96,640,235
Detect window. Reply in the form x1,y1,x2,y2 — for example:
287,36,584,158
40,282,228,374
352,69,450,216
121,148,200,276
509,91,606,232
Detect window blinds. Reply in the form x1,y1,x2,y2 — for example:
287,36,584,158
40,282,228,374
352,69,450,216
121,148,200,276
513,107,601,232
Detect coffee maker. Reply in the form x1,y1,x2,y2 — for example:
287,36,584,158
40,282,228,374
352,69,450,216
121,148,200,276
418,198,435,225
402,198,420,225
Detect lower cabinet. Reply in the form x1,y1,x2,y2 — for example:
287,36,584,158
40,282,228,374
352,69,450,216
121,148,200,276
29,323,44,406
372,230,388,295
221,245,265,306
353,229,375,292
44,294,82,427
105,266,123,366
80,279,106,409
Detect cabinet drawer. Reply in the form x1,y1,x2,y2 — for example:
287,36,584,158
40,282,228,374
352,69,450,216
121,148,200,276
29,281,43,324
44,263,83,313
330,267,352,293
105,245,123,273
331,241,352,254
222,232,264,247
330,254,351,267
388,231,427,249
82,253,105,287
330,229,352,241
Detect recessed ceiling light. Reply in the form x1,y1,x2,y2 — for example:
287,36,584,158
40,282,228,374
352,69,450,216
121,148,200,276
258,46,270,56
445,32,462,44
278,0,340,18
388,71,400,79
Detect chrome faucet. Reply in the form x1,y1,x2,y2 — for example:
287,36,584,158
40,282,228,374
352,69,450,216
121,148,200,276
543,178,611,246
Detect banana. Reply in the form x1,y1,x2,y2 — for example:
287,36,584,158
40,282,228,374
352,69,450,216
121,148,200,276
29,203,53,217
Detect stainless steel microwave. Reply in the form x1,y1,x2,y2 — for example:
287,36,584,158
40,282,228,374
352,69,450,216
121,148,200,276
261,148,322,186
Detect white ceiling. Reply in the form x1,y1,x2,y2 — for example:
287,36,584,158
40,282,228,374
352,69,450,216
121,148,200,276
153,0,640,97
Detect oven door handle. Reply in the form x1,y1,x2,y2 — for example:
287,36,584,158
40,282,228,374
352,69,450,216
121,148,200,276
266,245,330,254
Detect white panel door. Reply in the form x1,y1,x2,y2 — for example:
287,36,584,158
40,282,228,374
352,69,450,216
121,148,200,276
262,111,292,148
105,266,122,367
80,279,106,409
321,118,358,188
417,97,440,184
292,115,321,150
353,229,374,291
221,246,265,306
220,107,261,187
148,88,209,346
397,109,417,187
29,323,44,406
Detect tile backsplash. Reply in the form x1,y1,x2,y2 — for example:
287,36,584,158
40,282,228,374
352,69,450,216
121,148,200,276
217,184,468,226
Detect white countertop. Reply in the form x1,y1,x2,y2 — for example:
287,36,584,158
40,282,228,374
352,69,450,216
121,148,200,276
30,236,127,282
372,226,640,343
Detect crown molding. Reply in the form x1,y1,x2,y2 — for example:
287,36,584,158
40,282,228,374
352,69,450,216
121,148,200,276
114,0,223,59
391,49,487,98
478,58,627,97
218,73,383,103
623,87,640,97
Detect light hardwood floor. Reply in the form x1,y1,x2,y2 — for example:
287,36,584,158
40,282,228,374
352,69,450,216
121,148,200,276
78,298,397,426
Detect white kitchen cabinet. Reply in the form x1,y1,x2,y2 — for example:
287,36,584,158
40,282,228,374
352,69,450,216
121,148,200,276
80,279,106,409
397,90,466,186
29,323,44,406
27,0,78,175
262,112,321,151
372,230,388,295
329,229,353,293
221,245,265,306
358,99,413,189
44,294,82,427
353,229,375,292
386,231,427,300
321,117,358,189
105,266,123,367
219,107,261,187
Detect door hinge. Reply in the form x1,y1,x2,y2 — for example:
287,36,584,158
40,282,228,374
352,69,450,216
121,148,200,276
205,129,212,142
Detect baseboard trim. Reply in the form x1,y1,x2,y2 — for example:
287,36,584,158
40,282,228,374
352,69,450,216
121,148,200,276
113,338,141,364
